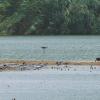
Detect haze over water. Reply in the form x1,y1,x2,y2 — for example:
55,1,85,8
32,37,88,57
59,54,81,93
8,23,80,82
0,36,100,61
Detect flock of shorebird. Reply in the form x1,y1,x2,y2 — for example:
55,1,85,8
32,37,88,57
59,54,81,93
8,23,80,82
0,61,98,72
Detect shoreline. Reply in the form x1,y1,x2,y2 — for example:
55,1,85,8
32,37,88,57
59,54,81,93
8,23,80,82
0,60,100,65
0,60,100,72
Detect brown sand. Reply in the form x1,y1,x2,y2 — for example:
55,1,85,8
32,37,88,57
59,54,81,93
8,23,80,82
0,60,100,72
0,60,100,65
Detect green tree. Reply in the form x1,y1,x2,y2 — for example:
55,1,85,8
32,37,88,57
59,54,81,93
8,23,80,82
0,0,100,35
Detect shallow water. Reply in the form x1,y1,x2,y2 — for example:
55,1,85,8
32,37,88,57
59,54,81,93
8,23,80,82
0,71,100,100
0,36,100,60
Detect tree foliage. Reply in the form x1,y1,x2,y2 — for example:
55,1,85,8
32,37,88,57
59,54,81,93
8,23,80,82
0,0,100,35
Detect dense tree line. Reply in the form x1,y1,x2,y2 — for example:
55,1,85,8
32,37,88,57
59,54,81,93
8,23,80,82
0,0,100,35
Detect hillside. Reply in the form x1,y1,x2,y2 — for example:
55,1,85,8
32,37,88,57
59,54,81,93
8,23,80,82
0,0,100,35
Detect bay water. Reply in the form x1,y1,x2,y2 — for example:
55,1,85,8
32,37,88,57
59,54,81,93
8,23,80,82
0,36,100,61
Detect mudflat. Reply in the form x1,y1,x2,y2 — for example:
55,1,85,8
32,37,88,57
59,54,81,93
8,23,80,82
0,60,100,72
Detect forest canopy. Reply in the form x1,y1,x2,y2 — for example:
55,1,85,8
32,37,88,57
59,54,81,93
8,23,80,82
0,0,100,35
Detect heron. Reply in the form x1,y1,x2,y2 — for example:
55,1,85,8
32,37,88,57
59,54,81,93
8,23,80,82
41,46,48,54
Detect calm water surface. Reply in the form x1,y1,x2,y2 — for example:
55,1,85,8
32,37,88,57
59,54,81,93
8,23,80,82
0,71,100,100
0,36,100,61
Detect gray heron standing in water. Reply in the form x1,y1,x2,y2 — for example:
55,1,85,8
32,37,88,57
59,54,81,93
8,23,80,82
41,46,48,54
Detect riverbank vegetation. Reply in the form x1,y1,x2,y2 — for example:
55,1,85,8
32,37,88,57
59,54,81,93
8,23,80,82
0,0,100,35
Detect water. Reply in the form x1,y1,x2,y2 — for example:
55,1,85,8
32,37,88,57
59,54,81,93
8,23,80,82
0,71,100,100
0,36,100,61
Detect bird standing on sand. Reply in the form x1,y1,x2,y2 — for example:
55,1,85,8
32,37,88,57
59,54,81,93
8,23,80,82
90,65,93,72
12,98,16,100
